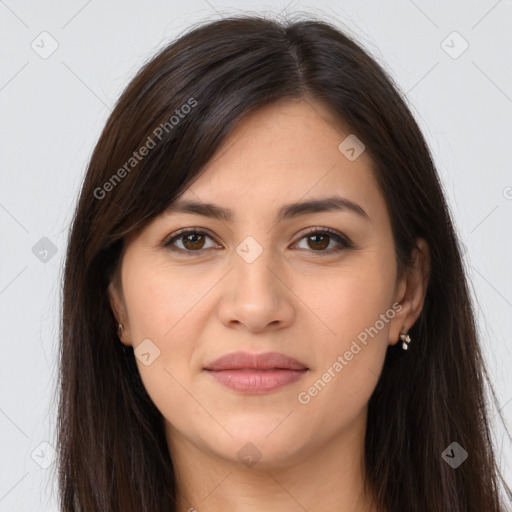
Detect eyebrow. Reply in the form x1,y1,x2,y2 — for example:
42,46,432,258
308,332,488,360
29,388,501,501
165,195,369,223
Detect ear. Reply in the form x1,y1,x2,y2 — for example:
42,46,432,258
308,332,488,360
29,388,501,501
389,238,430,346
107,280,132,347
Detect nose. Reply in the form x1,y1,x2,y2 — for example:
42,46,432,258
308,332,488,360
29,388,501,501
216,242,295,333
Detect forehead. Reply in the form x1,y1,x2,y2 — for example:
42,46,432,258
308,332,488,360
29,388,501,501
167,99,388,230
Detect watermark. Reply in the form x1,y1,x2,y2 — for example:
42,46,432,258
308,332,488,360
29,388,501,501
93,97,198,200
31,236,58,263
134,338,160,366
441,442,468,468
338,134,365,161
31,31,59,59
297,302,402,404
440,31,469,60
236,236,263,264
31,441,56,469
237,441,262,468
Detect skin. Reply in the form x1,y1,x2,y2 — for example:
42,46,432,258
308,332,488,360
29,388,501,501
109,98,430,512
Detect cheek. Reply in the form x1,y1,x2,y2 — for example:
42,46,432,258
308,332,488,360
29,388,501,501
123,262,201,338
303,258,396,349
122,254,224,359
121,264,208,417
296,259,395,415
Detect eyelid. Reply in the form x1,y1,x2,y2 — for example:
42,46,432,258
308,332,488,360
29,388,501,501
163,226,215,241
296,226,354,250
162,227,220,250
162,226,354,254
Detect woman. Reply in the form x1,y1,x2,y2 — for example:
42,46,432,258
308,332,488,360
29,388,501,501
57,14,511,511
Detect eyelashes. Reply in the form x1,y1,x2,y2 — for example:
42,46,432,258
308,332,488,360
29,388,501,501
162,226,354,257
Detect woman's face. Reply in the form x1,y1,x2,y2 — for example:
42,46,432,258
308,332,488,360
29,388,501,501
110,98,423,469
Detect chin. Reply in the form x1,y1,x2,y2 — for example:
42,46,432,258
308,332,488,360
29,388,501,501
203,425,311,469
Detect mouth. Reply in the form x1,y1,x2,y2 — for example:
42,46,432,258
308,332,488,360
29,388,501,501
203,351,309,394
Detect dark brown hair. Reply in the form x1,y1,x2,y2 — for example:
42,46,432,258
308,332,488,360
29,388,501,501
57,14,511,511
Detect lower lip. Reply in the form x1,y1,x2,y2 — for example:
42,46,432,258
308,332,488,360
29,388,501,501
205,369,307,393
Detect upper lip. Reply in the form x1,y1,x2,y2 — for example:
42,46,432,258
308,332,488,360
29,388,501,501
204,351,308,371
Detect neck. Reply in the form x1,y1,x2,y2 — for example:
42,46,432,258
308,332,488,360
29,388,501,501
166,408,378,512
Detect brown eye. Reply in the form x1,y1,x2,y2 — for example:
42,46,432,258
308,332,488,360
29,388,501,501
306,233,330,251
294,228,353,254
181,232,206,250
163,229,218,254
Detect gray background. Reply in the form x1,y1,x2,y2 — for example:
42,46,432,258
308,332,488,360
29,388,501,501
1,1,511,509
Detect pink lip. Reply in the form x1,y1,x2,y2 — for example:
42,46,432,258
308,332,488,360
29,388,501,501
204,351,309,394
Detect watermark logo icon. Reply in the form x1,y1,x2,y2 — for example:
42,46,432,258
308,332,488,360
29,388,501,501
441,31,469,59
31,31,59,59
338,134,365,161
31,441,56,469
237,442,262,468
236,236,263,264
134,338,161,366
32,237,58,263
442,442,468,468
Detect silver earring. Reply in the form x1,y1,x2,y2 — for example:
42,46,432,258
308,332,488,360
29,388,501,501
117,323,123,339
399,330,411,350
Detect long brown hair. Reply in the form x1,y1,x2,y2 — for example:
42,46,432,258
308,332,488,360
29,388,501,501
57,14,511,511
